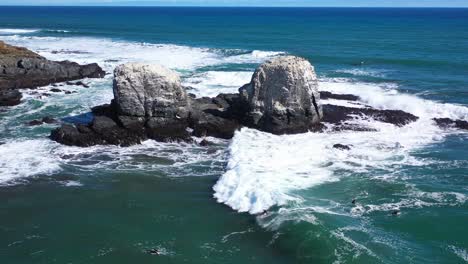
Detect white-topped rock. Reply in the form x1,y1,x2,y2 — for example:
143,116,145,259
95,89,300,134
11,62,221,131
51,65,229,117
240,56,322,134
113,63,188,117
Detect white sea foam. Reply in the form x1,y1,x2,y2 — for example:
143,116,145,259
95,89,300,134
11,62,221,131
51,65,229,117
52,138,227,177
183,71,252,97
62,180,83,187
213,128,335,214
1,36,221,71
0,28,38,34
0,36,282,75
214,78,468,215
335,68,388,78
449,245,468,262
222,50,285,63
353,191,467,216
0,140,61,185
320,78,468,120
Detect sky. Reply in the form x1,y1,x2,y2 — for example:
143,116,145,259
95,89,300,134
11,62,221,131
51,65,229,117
1,0,468,7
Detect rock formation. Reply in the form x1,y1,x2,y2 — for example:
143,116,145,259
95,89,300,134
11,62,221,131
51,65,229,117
113,63,191,140
0,41,105,106
51,56,421,147
433,118,468,130
240,56,322,134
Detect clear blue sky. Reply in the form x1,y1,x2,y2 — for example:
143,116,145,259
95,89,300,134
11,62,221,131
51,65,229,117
1,0,468,7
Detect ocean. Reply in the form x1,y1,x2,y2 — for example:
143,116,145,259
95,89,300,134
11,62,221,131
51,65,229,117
0,7,467,264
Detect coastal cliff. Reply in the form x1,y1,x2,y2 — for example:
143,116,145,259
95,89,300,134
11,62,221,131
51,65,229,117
0,41,105,106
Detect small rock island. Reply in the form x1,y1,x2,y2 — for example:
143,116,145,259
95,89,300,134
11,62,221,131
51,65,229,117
50,56,422,147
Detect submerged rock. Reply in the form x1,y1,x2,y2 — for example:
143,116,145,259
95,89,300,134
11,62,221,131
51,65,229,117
240,56,322,134
0,41,105,106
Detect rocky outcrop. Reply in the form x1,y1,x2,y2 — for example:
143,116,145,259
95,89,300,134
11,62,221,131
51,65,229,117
433,118,468,130
51,57,422,147
333,144,351,150
0,89,22,106
0,41,105,106
239,56,322,134
320,91,359,101
322,104,419,131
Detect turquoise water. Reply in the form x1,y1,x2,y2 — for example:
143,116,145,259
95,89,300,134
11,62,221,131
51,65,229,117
0,7,467,263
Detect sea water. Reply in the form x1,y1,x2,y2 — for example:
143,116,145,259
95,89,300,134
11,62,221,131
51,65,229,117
0,7,467,263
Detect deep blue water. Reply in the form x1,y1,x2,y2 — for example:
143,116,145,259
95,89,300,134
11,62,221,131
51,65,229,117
0,7,467,264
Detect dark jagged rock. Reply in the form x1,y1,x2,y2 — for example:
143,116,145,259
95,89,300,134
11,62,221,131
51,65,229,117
0,41,105,106
320,91,360,101
333,144,351,150
50,116,146,147
189,93,244,139
74,81,90,88
42,116,58,124
433,118,468,130
27,120,43,126
26,116,58,126
50,88,62,93
322,104,418,128
66,81,90,88
199,139,214,146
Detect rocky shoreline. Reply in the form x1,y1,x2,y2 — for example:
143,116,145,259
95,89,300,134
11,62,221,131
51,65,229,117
2,41,465,146
0,41,105,106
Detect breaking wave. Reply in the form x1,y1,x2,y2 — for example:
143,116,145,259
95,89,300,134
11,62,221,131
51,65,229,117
213,78,468,215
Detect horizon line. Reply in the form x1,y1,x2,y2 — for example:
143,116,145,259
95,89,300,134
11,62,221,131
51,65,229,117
1,5,468,8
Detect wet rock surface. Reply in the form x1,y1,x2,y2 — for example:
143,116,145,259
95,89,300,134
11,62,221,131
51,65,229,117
322,104,419,131
433,118,468,130
320,91,360,101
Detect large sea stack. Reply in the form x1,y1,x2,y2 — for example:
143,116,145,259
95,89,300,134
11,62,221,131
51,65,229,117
240,56,322,134
0,41,105,106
